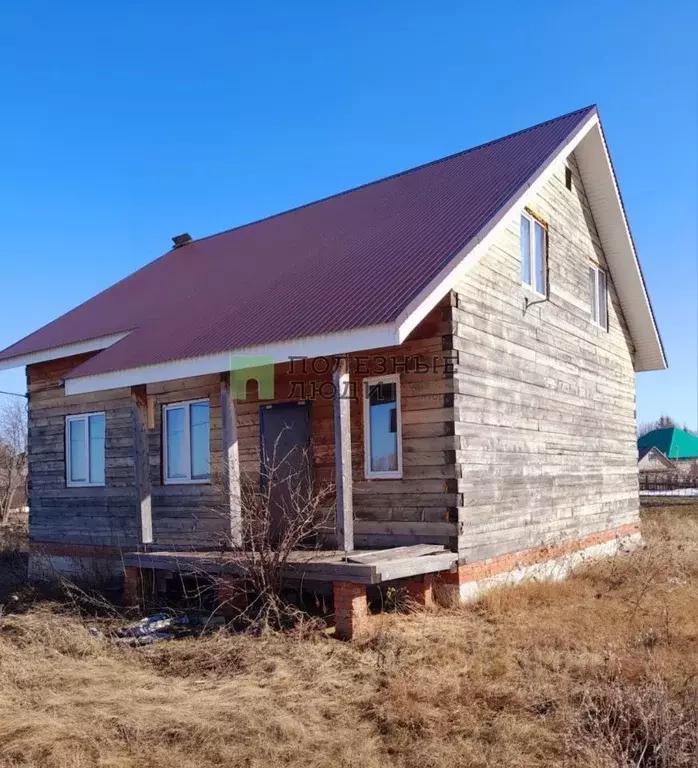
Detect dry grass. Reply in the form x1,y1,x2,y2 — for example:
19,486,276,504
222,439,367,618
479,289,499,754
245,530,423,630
1,502,697,767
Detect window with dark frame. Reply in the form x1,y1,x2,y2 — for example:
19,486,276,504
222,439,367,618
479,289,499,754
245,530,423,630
565,166,573,190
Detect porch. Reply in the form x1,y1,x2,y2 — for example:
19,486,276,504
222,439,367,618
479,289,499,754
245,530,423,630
122,543,457,585
122,544,458,639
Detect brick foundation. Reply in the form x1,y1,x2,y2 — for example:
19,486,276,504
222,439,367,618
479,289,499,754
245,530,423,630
439,522,641,601
333,582,369,640
123,566,140,608
406,575,435,608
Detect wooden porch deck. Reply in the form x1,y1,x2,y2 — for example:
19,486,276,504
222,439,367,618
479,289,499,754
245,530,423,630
122,544,458,585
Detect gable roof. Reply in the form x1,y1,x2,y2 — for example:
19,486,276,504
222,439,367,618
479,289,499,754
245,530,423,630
638,445,675,468
0,105,666,394
638,428,698,460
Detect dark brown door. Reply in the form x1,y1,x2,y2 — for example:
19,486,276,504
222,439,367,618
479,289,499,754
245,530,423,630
260,402,313,542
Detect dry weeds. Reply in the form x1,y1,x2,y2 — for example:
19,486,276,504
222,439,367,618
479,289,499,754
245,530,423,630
0,502,697,767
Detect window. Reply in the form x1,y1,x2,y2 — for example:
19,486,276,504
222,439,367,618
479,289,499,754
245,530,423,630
565,166,573,191
163,400,210,483
520,212,547,296
589,264,608,329
363,375,402,479
66,413,105,487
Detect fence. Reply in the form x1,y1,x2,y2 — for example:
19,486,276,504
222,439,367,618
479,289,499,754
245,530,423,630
640,472,698,493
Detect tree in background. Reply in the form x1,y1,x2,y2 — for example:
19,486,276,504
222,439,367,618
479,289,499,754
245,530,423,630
637,420,656,438
637,415,698,438
0,397,27,524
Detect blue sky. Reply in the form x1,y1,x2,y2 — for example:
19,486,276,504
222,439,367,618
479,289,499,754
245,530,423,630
0,1,696,428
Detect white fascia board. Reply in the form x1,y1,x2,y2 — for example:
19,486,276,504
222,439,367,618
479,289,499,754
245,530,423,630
64,324,398,395
395,111,666,374
0,333,130,372
574,123,667,371
395,111,600,343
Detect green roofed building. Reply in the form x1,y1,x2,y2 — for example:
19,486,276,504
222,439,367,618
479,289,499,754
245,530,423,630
638,428,698,462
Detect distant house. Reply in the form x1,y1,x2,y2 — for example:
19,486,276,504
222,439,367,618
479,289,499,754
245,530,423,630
638,428,698,472
637,446,675,472
0,105,666,635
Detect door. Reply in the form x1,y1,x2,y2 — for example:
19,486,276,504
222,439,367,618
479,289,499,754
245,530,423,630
259,402,313,542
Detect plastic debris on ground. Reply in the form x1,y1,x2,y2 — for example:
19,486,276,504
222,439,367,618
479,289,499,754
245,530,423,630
114,611,225,646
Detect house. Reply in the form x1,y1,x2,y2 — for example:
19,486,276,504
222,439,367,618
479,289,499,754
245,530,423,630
0,105,666,638
638,428,698,474
637,446,675,472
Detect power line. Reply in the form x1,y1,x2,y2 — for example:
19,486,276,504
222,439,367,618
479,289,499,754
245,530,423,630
0,390,27,399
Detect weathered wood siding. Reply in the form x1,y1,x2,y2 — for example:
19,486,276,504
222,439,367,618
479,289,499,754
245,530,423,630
26,154,639,560
26,360,228,550
452,153,639,563
26,305,459,552
145,375,227,548
26,354,141,548
237,301,459,549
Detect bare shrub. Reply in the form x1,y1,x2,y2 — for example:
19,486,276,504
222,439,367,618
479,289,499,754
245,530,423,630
1,503,698,768
571,670,698,767
212,430,335,632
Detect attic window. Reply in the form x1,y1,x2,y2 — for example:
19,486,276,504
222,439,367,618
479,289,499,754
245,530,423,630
565,166,573,190
589,264,608,329
520,212,547,297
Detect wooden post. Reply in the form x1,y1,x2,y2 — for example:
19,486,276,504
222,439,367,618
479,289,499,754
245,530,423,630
221,373,243,548
333,357,354,552
131,386,153,545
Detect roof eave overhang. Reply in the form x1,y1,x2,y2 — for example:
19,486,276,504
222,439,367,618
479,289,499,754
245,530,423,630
573,120,667,372
394,112,666,373
64,324,398,395
0,333,130,373
31,109,667,396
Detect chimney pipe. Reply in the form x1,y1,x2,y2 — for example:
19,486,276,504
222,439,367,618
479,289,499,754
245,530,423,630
172,233,193,248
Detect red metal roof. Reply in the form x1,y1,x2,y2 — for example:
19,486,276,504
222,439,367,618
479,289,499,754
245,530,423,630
0,106,596,378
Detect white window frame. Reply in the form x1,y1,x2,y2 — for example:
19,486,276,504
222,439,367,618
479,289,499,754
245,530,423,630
363,374,403,480
520,211,547,298
65,412,106,488
590,263,609,330
162,399,211,485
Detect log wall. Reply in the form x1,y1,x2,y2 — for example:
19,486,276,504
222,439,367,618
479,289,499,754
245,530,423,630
25,152,640,561
452,153,639,563
236,301,459,549
26,354,141,549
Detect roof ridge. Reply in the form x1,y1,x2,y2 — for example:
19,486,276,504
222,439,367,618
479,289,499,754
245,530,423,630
190,104,598,247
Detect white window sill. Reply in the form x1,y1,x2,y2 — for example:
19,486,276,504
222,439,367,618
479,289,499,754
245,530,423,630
365,471,403,480
163,478,211,485
67,482,106,488
522,283,547,300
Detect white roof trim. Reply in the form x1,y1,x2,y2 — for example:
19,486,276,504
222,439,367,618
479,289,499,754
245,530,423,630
30,109,667,395
64,324,397,395
574,122,666,371
395,111,602,343
0,332,129,372
394,112,666,373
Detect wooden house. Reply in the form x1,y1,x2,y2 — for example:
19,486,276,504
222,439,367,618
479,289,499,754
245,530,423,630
638,428,698,472
0,106,666,638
